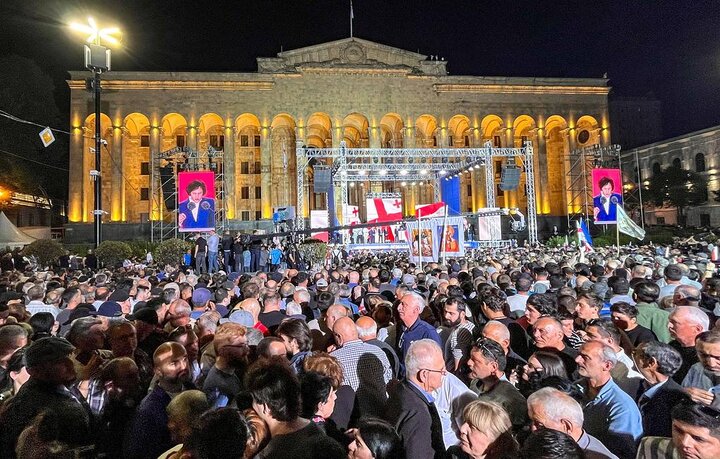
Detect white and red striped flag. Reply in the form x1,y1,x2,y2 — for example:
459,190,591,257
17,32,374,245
415,202,446,218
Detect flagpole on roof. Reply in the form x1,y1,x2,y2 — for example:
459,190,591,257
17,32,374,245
350,0,354,38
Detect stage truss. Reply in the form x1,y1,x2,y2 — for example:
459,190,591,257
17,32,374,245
150,146,230,242
296,141,538,244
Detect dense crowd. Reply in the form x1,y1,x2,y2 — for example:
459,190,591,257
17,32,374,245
1,234,720,459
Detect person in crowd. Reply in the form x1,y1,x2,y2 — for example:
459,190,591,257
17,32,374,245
202,322,248,408
668,305,709,383
575,340,643,459
183,407,249,459
356,315,400,379
632,341,686,437
125,342,193,459
467,338,527,429
515,351,568,397
637,401,720,459
396,292,442,376
0,337,91,458
96,357,142,459
0,348,28,405
385,339,447,459
481,320,527,378
161,389,209,458
442,297,475,377
610,301,656,346
520,428,586,459
527,387,617,459
331,316,392,417
446,399,519,459
347,418,404,459
299,371,343,442
681,329,720,408
277,318,313,374
532,316,578,375
632,281,671,343
246,359,345,459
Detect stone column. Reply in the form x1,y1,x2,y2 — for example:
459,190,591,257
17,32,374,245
505,127,518,208
68,126,84,222
536,130,550,214
150,125,161,220
224,125,236,220
111,126,124,221
260,125,272,218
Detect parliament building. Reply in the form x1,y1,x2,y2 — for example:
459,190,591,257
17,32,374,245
67,37,612,233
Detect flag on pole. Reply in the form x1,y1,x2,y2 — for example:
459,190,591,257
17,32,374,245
616,206,646,240
415,202,446,218
576,220,594,252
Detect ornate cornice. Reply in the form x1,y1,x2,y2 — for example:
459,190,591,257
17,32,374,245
67,80,274,91
432,83,610,95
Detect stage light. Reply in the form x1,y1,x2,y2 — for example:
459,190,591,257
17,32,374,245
401,181,406,186
379,170,387,176
439,170,447,176
358,170,366,176
420,169,427,175
400,170,408,176
349,182,355,187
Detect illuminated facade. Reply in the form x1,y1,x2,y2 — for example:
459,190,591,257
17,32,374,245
67,37,611,227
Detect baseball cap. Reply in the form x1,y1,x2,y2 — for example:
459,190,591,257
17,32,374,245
97,301,123,317
192,288,213,306
62,305,97,326
316,278,328,288
402,274,416,286
126,307,159,326
25,337,75,369
108,289,130,302
219,309,254,327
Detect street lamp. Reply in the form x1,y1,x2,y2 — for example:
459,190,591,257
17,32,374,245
70,17,121,248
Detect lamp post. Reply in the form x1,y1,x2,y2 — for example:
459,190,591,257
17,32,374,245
70,18,120,248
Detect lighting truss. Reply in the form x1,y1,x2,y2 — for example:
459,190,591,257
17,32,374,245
295,141,538,244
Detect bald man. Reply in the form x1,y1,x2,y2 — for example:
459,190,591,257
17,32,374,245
357,315,400,378
239,298,269,336
482,320,527,378
331,317,392,418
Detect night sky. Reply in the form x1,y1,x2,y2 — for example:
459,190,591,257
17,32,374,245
2,0,720,139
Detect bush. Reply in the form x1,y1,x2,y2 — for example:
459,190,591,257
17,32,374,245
24,239,65,268
298,239,328,268
545,235,570,248
95,240,133,268
154,238,191,267
126,240,158,259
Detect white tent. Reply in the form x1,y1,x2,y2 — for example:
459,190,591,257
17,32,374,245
0,212,35,248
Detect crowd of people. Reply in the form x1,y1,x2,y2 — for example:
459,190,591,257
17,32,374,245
0,236,720,459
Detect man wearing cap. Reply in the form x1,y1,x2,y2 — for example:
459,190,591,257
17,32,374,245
190,287,214,320
108,289,132,315
658,264,684,301
0,337,92,458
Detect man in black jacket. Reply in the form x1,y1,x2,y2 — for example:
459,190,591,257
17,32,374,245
633,341,687,438
384,338,446,459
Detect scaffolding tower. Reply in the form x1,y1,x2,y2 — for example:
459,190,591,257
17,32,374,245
565,144,622,228
150,146,229,242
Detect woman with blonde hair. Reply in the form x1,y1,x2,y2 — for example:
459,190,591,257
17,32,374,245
447,400,519,459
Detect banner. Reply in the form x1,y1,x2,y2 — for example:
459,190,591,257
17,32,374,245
178,171,216,232
436,216,466,257
591,168,623,224
476,215,501,241
343,205,360,225
310,210,329,242
405,219,440,263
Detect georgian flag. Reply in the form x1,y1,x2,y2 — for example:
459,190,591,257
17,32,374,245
366,198,403,223
415,202,446,219
576,220,594,253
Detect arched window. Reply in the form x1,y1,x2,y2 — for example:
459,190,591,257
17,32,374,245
672,157,682,168
652,162,661,175
695,153,706,172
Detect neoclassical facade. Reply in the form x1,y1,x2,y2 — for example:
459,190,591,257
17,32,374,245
67,37,611,227
622,125,720,227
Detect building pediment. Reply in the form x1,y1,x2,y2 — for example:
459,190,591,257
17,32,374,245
256,37,447,76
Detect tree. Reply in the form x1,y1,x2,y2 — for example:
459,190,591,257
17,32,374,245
95,241,132,268
24,239,64,268
645,164,707,225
